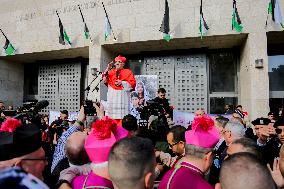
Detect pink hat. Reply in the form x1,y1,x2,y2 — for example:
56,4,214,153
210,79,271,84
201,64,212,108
85,117,118,163
186,115,220,148
114,55,127,63
114,127,129,140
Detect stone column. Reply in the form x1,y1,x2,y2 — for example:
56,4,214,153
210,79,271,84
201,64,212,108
240,32,269,120
0,59,24,107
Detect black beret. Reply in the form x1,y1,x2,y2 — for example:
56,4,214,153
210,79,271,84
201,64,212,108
274,118,284,128
2,110,17,117
251,118,271,126
0,124,41,161
268,112,275,116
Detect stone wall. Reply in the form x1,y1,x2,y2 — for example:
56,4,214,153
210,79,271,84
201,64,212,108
0,0,283,54
0,0,283,119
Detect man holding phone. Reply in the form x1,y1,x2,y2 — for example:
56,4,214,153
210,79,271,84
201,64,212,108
252,118,275,146
254,118,284,165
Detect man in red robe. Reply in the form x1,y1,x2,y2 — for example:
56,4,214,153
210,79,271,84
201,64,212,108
103,55,136,122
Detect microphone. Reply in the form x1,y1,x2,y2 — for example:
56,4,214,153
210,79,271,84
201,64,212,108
91,68,102,76
33,100,49,112
109,61,116,69
116,70,119,79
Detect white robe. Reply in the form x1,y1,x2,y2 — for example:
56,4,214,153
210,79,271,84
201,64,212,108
105,81,131,119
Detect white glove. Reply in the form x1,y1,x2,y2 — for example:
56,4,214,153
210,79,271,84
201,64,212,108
59,164,91,183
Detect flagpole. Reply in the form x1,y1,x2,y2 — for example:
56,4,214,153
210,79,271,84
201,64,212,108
0,28,8,40
56,10,59,18
200,0,203,15
78,5,93,42
200,0,203,38
78,5,86,23
102,2,117,41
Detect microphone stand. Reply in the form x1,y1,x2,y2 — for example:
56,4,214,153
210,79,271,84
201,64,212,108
92,66,116,93
85,72,102,100
92,77,104,93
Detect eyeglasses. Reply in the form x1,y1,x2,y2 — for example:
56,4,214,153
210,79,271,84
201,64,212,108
276,128,284,135
223,130,231,134
168,141,179,148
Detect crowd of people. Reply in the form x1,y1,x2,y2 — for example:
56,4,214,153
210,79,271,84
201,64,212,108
1,95,284,189
1,54,284,189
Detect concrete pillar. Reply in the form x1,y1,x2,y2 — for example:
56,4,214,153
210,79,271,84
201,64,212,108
0,59,24,107
240,32,269,120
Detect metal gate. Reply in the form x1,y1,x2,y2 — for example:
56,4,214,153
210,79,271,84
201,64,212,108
38,63,81,113
143,55,207,113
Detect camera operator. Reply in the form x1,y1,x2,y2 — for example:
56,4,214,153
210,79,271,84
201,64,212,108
152,88,172,118
60,110,69,121
50,110,70,144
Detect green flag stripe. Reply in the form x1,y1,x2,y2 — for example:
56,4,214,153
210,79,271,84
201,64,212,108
268,2,273,14
232,10,243,32
163,33,171,42
84,24,90,39
85,31,90,39
5,43,15,55
63,31,71,45
105,33,109,41
199,15,208,38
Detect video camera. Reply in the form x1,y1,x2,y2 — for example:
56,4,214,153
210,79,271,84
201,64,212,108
83,100,97,116
140,100,166,120
51,119,69,137
13,100,49,128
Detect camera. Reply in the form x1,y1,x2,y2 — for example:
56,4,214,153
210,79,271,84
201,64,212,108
140,100,165,120
83,100,97,116
52,120,69,137
13,100,49,128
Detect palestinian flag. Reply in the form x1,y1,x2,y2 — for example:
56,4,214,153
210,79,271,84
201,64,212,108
267,0,283,27
159,0,171,42
199,0,209,38
104,16,112,40
57,12,71,45
0,29,15,55
3,38,15,55
102,2,116,41
78,5,90,39
231,0,243,32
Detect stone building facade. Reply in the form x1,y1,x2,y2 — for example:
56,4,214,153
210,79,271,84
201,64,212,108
0,0,283,119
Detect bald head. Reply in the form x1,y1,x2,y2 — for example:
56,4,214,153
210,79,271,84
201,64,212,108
226,138,260,160
108,137,155,189
65,132,89,165
219,153,275,189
